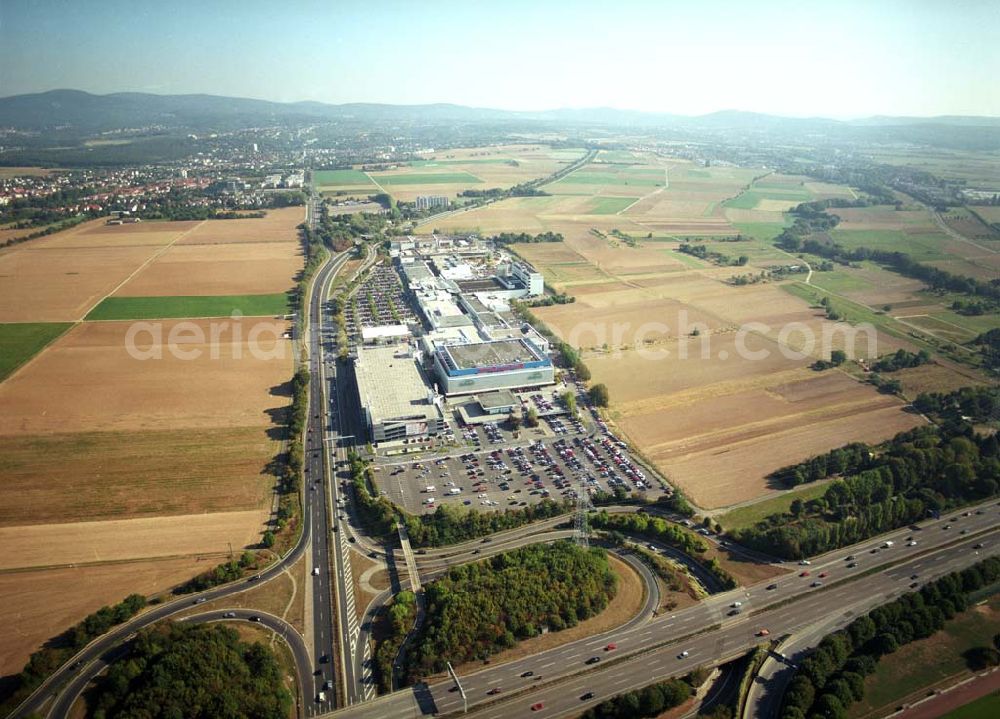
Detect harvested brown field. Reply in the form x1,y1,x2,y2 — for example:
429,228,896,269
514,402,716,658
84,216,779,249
0,427,280,528
0,242,167,321
643,402,920,508
0,555,210,677
113,240,303,296
586,333,806,406
894,363,987,396
175,207,304,244
0,510,268,570
0,318,291,435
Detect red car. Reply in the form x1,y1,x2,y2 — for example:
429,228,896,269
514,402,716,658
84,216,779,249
605,643,617,651
819,572,828,578
800,570,810,577
531,703,545,712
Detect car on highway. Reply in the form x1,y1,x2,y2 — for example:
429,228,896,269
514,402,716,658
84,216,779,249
324,680,333,691
605,643,617,651
581,692,595,700
248,615,262,623
319,654,330,664
798,559,811,565
521,670,534,678
312,567,320,576
222,611,236,618
531,703,544,711
766,583,778,590
799,570,810,577
756,628,770,636
731,601,742,607
811,581,823,587
586,656,601,665
316,691,326,702
974,543,985,549
847,562,858,568
907,540,918,546
193,597,207,604
844,555,856,561
677,650,690,659
487,687,502,695
818,572,828,578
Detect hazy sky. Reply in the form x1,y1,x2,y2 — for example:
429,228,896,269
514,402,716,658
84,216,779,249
2,0,998,117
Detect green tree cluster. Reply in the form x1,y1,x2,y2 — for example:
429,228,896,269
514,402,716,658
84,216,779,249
871,349,931,373
3,594,147,715
406,498,571,548
373,590,417,692
780,556,1000,719
734,424,999,559
407,542,617,678
88,622,292,719
581,677,692,719
589,512,737,589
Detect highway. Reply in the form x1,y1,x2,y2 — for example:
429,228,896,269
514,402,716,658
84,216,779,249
7,196,347,719
321,500,998,719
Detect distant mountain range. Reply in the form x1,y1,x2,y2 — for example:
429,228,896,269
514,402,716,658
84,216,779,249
2,89,999,134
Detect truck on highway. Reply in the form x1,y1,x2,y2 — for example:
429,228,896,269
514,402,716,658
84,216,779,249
882,540,894,548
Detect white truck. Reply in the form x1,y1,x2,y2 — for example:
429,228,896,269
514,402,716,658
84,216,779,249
448,487,461,495
882,540,895,548
424,485,436,493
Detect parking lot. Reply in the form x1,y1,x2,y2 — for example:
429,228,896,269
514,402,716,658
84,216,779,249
372,400,662,514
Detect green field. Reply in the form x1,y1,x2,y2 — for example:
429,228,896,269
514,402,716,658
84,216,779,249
410,159,511,166
717,483,830,530
85,293,290,321
371,172,482,185
848,595,1000,718
723,188,812,210
550,171,663,187
0,322,74,381
808,269,878,295
730,221,793,242
313,169,375,187
590,197,638,214
829,229,952,261
943,692,1000,719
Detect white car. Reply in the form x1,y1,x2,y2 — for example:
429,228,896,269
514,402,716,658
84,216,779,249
312,567,320,576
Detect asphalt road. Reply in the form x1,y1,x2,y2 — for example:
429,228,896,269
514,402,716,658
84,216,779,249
8,199,344,719
45,610,310,719
320,500,999,719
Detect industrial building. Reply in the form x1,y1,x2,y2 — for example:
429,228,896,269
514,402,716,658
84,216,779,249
431,337,554,395
415,195,449,210
354,343,446,444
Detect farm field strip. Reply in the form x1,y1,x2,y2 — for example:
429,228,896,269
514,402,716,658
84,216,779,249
86,292,290,320
0,321,73,381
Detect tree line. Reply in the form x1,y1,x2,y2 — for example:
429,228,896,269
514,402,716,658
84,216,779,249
780,556,1000,719
732,422,999,559
1,594,147,716
88,622,292,719
405,499,571,548
871,348,931,373
581,676,693,719
405,541,617,680
488,231,564,244
590,511,737,590
776,201,1000,301
373,590,417,692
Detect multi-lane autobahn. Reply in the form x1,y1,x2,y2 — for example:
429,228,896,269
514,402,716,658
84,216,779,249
321,501,998,719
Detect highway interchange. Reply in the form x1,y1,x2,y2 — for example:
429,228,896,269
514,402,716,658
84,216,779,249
9,195,998,719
